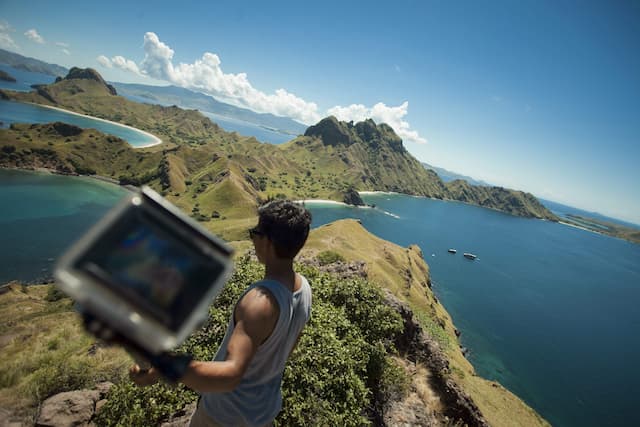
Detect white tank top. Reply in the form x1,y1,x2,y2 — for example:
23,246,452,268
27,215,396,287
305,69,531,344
202,274,312,427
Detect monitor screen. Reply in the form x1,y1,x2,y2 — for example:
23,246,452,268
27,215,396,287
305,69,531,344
74,207,226,331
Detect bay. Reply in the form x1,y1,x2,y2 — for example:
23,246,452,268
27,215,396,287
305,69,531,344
307,193,640,427
1,170,639,427
0,169,127,283
0,99,158,147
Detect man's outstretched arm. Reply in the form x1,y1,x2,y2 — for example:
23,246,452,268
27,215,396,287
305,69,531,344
131,287,279,392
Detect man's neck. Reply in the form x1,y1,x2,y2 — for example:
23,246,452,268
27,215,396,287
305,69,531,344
264,260,296,292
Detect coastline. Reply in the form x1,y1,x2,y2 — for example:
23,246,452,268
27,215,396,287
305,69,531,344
24,102,163,148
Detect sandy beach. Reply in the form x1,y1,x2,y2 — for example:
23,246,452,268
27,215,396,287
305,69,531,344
294,199,348,206
28,103,163,148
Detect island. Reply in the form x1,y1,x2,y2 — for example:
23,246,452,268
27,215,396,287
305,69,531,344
0,69,16,82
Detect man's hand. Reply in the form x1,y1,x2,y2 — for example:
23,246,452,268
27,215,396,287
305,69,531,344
129,364,160,387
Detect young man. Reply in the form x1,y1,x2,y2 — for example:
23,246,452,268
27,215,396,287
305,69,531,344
130,200,313,427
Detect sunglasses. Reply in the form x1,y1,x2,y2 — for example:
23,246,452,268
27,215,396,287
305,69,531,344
249,226,266,239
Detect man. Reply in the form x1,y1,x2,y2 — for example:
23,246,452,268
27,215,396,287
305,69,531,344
130,200,313,427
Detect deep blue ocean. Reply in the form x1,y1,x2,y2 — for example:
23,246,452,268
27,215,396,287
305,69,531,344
308,193,640,427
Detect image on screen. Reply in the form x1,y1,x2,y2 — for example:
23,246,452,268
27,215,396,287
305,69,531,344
76,209,226,330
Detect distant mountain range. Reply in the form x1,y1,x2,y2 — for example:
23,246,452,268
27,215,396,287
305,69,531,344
422,162,491,186
0,49,306,136
0,49,68,77
111,82,307,136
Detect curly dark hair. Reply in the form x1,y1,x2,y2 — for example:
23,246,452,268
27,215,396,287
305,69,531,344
256,200,312,258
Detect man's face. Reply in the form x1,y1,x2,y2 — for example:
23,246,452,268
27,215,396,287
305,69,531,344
249,225,267,263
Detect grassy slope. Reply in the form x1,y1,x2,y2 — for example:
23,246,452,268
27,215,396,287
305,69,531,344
0,221,549,427
0,284,130,424
302,220,549,427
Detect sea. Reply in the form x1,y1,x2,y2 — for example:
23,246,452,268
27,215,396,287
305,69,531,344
1,65,639,427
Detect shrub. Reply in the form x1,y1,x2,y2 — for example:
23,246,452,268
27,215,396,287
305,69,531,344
317,250,345,265
95,258,407,426
44,286,66,302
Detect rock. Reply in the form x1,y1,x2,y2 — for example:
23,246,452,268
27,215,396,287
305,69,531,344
160,401,197,427
36,390,100,427
94,382,114,399
50,122,83,137
343,187,365,206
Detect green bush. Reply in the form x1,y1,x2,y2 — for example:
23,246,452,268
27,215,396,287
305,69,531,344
44,286,66,302
317,250,345,265
95,257,407,426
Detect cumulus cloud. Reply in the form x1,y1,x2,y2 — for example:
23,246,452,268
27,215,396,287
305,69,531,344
328,101,427,144
112,55,142,75
0,20,18,50
106,32,426,142
24,29,44,44
97,55,112,68
137,32,320,124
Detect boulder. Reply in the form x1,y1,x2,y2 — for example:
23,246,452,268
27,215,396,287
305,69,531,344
36,390,99,427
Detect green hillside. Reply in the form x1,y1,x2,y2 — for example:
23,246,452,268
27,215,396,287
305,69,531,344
0,67,558,228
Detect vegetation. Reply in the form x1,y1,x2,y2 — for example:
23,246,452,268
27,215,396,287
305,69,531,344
0,68,554,425
0,67,558,244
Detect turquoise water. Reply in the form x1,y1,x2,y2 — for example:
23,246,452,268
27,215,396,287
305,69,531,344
0,100,158,147
1,171,639,427
0,64,56,92
200,111,296,145
308,193,640,427
0,169,127,283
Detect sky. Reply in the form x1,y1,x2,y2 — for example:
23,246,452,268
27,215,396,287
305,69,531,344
1,0,639,224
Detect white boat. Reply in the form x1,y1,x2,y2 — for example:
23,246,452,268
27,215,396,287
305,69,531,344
463,253,477,260
448,248,457,254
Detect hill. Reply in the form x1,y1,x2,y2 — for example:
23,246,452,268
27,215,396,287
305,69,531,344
0,221,549,427
0,48,68,77
112,82,306,135
0,67,558,240
422,161,491,186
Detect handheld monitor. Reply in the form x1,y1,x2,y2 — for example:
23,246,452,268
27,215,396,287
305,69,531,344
55,186,234,355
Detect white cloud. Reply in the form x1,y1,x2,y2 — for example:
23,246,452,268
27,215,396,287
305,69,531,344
61,48,70,55
55,42,69,48
328,101,427,144
97,55,112,68
136,32,320,124
24,29,44,44
97,55,142,75
112,55,142,75
0,20,18,50
107,32,427,142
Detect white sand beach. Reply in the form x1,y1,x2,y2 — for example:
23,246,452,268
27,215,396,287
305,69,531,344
29,103,163,148
294,199,348,206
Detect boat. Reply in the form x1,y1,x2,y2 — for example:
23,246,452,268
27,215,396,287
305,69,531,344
463,253,477,260
448,249,457,254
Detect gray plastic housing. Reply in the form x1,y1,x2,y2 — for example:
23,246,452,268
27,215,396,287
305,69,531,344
54,186,233,355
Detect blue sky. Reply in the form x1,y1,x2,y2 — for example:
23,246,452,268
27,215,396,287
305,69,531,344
1,0,639,224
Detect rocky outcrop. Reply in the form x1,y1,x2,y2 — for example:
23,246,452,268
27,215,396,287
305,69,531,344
35,382,113,427
64,67,117,95
304,116,353,146
385,293,490,427
343,186,365,206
